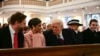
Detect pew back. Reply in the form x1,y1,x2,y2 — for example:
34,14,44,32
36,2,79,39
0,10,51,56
0,44,100,56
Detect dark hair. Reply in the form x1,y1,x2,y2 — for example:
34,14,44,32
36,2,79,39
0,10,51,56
28,18,41,28
2,23,8,28
89,19,98,25
10,12,26,25
42,23,46,25
0,23,1,25
23,26,30,31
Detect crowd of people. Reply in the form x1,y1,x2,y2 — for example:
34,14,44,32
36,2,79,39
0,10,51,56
0,12,100,49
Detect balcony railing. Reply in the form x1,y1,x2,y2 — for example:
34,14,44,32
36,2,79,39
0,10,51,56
49,0,62,6
4,0,19,6
22,0,46,6
0,0,75,7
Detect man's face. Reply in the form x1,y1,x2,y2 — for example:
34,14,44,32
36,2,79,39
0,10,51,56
17,19,26,31
52,23,62,35
42,23,46,29
89,22,98,31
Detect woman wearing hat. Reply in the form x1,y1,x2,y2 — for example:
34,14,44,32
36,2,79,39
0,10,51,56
66,19,83,44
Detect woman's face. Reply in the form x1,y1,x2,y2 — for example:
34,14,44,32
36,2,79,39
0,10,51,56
33,23,42,33
70,24,79,30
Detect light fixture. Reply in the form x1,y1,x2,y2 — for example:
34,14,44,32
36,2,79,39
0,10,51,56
96,6,99,9
84,7,88,10
74,10,77,12
89,12,92,14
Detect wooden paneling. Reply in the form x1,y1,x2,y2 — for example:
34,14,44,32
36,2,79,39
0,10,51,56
0,44,100,56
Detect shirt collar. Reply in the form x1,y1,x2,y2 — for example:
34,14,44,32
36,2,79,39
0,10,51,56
59,31,62,36
9,25,15,34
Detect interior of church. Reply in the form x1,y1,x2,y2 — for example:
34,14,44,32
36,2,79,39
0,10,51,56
0,0,100,56
0,0,100,30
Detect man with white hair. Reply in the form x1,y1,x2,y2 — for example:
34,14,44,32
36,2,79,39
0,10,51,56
43,19,74,46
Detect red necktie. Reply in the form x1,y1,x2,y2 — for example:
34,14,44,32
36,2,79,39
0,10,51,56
14,33,18,48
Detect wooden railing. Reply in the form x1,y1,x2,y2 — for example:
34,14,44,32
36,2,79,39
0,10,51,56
49,0,62,6
22,0,46,6
2,0,46,6
4,0,19,6
1,0,75,7
0,44,100,56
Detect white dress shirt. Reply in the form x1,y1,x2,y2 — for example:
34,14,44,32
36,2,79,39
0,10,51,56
59,32,64,40
9,25,15,48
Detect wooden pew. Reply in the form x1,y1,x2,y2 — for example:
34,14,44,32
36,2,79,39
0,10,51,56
0,44,100,56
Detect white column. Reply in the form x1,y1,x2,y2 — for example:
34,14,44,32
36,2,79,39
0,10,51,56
2,1,4,7
2,12,4,24
63,0,65,4
82,8,85,26
81,8,86,31
19,0,21,5
46,2,49,7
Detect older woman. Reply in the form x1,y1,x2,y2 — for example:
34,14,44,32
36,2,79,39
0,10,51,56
24,18,45,48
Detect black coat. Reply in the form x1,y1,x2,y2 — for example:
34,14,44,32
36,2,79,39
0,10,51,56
82,28,100,44
0,26,24,49
43,29,82,46
65,28,83,44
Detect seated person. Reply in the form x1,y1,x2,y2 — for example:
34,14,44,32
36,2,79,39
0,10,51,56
82,19,100,44
66,19,83,44
24,18,45,48
43,19,75,46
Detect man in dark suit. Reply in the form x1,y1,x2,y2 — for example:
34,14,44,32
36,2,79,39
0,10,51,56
66,19,83,44
0,12,26,49
43,19,75,46
82,19,100,44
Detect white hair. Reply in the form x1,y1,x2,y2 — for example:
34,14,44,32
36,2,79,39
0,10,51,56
51,19,63,27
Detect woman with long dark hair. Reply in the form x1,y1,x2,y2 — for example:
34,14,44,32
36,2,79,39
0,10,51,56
24,18,45,48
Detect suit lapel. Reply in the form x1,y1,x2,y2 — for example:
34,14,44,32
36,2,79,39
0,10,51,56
5,26,12,48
